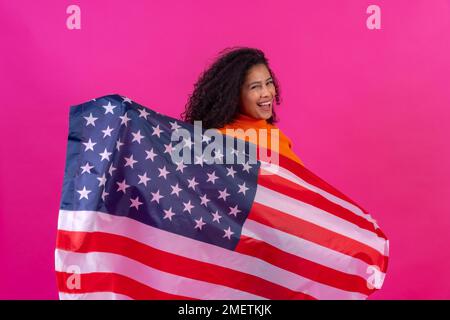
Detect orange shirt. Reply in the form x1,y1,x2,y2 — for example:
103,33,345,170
217,113,304,166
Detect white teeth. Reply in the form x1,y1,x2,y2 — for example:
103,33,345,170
258,102,271,106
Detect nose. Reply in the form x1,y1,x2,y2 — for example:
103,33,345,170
261,84,272,98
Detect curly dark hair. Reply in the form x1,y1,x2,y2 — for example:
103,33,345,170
181,47,282,129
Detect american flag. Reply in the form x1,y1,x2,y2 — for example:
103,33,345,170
56,94,389,300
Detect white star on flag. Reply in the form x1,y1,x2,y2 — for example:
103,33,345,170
124,155,138,168
194,217,206,230
102,102,117,115
138,108,150,119
195,154,205,167
228,205,241,217
158,166,170,179
80,162,94,174
130,196,143,210
237,182,249,195
169,121,181,131
223,226,234,240
101,189,109,201
183,200,195,214
187,177,199,190
116,139,124,151
206,171,219,184
214,149,224,161
82,138,96,151
170,183,182,197
77,186,91,200
131,130,145,144
199,194,210,207
108,165,116,176
152,124,163,137
175,161,187,173
145,148,157,161
211,210,222,223
102,126,114,138
84,113,98,127
218,188,230,201
164,143,174,155
119,113,131,127
226,166,236,178
99,148,112,161
183,138,193,149
151,190,164,203
163,207,176,221
116,179,130,194
122,96,132,104
241,161,252,173
97,173,107,187
137,172,151,186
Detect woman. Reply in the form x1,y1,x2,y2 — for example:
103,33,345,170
182,47,304,166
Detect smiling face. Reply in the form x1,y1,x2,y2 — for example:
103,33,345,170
239,63,276,120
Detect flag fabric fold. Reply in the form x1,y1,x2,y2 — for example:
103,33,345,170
56,94,389,300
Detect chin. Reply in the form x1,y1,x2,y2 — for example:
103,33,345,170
260,112,272,120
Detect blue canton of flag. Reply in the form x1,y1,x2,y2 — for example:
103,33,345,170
60,94,260,251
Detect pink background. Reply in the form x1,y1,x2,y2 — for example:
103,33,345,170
1,0,449,299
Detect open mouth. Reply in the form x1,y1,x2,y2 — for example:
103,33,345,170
257,101,272,109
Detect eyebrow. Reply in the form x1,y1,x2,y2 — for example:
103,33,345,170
248,77,273,87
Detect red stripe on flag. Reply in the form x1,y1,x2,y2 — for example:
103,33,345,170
56,229,315,300
56,271,191,300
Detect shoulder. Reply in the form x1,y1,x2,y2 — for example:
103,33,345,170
267,123,305,165
267,123,293,146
